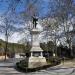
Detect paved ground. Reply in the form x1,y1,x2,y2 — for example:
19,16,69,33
0,58,75,75
0,65,75,75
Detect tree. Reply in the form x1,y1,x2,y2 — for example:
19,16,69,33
41,17,59,56
47,0,75,57
0,0,22,60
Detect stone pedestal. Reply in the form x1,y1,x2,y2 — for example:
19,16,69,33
28,57,47,68
28,28,47,68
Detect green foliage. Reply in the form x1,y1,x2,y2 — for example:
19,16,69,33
40,42,47,51
47,41,55,51
0,39,31,54
19,59,29,68
40,41,55,52
23,42,32,53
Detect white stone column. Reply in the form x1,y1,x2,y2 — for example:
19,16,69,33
41,52,43,57
31,52,33,57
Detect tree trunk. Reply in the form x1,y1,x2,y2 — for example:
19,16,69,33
5,29,8,60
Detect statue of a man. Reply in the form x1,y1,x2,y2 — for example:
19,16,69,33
32,16,38,28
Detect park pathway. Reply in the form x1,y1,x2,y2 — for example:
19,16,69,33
0,66,75,75
0,58,75,75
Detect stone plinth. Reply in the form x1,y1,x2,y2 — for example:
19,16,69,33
28,57,47,68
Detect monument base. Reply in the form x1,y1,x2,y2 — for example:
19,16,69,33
28,56,47,68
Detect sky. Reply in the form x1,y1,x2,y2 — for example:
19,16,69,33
0,0,50,43
0,0,50,16
0,0,75,44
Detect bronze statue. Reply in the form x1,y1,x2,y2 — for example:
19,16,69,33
32,16,38,28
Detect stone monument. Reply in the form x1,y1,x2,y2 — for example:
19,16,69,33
28,17,47,68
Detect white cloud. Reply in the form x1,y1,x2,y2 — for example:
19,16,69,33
37,23,43,31
9,32,23,43
0,34,5,41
